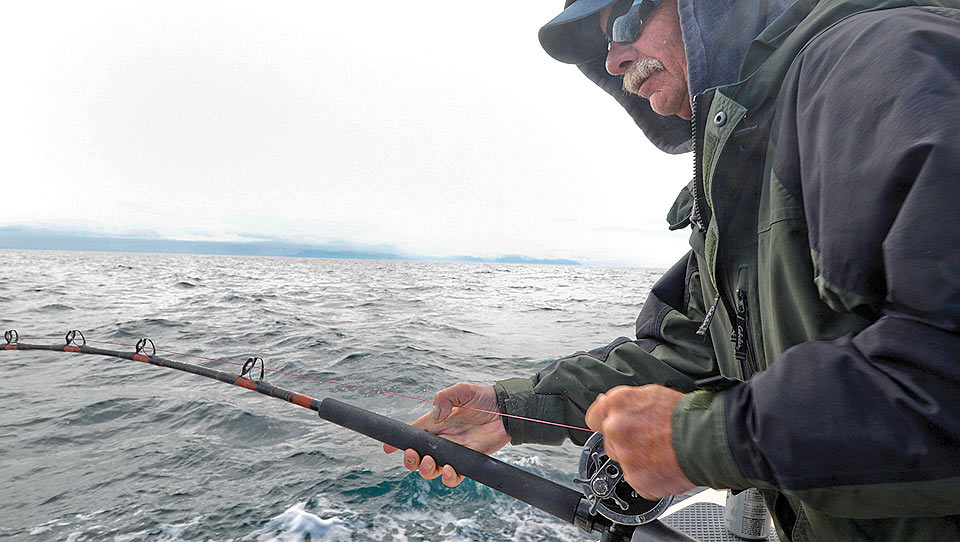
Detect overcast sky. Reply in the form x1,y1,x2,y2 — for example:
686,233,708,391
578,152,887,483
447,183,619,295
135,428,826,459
1,1,692,267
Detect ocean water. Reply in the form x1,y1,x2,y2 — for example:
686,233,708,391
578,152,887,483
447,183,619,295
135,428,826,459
0,250,663,541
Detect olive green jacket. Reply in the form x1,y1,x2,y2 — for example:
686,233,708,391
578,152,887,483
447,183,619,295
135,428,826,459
495,1,960,540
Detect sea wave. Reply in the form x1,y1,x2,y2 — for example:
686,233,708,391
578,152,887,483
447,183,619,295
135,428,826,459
247,500,353,542
0,251,662,541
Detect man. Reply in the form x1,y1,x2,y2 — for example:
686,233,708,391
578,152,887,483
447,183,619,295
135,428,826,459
385,0,960,539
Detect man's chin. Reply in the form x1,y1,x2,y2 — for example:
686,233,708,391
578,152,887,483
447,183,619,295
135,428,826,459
647,91,675,117
624,86,683,118
647,89,692,119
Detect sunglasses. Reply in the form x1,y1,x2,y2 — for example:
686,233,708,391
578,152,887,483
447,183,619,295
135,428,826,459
604,0,660,44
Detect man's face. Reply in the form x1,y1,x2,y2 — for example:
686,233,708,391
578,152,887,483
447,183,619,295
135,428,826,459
600,0,691,120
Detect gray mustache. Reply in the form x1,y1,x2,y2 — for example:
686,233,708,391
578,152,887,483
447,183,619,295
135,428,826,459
623,57,666,94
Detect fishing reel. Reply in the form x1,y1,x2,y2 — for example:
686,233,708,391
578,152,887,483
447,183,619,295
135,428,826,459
574,432,672,533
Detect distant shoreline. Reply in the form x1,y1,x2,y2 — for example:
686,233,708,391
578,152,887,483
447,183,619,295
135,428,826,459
0,228,582,266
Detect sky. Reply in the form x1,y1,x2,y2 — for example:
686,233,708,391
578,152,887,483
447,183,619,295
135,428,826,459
1,1,692,267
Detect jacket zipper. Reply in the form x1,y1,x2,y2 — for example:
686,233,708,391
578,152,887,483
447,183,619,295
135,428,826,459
689,94,707,232
691,93,757,379
732,289,757,379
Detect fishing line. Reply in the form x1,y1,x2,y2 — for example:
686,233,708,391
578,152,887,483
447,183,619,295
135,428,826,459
6,329,690,540
7,330,591,433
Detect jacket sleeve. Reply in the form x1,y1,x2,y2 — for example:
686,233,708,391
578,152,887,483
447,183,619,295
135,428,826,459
673,9,960,518
495,250,718,446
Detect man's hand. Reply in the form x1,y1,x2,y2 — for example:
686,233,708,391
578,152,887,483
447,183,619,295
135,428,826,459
383,383,511,487
585,384,694,499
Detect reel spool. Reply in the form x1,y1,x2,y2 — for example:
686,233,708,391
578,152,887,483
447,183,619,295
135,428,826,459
574,432,672,526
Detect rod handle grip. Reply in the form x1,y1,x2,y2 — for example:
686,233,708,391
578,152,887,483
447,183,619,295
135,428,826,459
317,397,583,524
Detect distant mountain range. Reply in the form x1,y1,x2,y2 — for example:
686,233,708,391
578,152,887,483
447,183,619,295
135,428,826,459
0,227,580,266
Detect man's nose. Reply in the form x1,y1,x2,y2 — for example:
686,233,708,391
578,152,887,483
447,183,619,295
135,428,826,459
605,42,638,76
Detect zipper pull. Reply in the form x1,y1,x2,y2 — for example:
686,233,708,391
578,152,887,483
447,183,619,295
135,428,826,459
731,289,753,378
696,293,720,336
689,183,707,232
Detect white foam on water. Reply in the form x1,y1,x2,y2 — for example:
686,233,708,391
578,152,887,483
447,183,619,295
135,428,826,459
28,517,75,535
108,516,202,542
246,500,353,542
489,494,585,542
361,509,476,542
114,529,151,542
362,503,584,542
364,514,411,542
158,515,202,541
26,509,111,540
509,455,543,468
76,510,106,521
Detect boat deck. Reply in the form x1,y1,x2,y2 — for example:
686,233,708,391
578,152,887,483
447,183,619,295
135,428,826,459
654,489,781,542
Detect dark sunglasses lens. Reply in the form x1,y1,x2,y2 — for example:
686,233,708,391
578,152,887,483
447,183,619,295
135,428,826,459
611,1,642,43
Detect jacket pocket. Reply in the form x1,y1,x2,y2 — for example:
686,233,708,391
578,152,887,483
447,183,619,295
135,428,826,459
732,267,762,378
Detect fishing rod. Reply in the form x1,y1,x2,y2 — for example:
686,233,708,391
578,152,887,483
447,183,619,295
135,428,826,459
3,329,696,542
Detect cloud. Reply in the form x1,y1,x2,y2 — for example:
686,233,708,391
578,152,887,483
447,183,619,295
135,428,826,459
0,0,691,268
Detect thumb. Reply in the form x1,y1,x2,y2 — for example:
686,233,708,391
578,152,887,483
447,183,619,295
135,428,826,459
433,383,481,422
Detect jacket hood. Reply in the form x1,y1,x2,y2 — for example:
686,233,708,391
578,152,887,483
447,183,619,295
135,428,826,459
574,0,795,154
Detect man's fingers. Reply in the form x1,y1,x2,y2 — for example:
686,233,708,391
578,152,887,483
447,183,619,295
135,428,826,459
585,392,608,431
602,434,621,463
419,455,442,480
441,464,465,487
623,471,655,500
400,449,457,484
403,449,420,471
623,469,675,500
383,443,398,454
